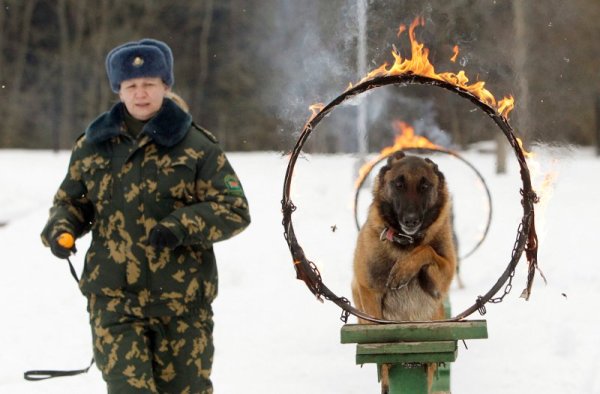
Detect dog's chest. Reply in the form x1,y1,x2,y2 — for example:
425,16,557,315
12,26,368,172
382,283,438,321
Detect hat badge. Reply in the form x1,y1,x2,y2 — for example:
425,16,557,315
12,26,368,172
132,56,144,67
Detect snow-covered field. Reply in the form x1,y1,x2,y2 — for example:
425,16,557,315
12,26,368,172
0,147,598,393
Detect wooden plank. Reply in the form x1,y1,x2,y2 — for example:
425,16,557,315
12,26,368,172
341,320,487,344
357,341,456,355
356,350,457,365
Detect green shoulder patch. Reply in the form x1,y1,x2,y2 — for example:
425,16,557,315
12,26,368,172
224,174,243,195
192,122,218,143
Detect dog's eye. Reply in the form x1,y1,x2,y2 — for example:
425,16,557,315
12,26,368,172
394,177,405,190
419,181,431,192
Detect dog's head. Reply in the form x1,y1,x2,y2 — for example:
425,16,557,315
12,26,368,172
375,151,447,235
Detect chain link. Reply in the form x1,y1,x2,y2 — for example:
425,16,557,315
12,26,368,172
335,297,351,323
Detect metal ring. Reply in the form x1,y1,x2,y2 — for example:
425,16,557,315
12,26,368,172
281,74,538,323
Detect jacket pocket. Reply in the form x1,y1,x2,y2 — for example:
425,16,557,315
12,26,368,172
155,161,197,206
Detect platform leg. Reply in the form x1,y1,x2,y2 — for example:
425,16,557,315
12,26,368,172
388,363,429,393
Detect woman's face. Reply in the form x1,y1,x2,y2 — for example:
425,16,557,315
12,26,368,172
119,77,169,121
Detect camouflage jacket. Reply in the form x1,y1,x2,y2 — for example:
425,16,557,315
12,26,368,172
41,98,251,317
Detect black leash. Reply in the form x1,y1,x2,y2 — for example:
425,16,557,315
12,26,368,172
24,256,95,381
24,359,95,381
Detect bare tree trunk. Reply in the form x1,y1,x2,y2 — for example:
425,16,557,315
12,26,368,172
57,0,85,149
449,105,463,149
54,0,87,148
0,5,7,131
0,4,6,78
97,0,113,115
56,0,72,151
356,0,368,157
3,1,36,146
197,0,214,118
596,93,600,156
82,0,111,123
513,0,531,137
72,1,87,140
495,132,507,174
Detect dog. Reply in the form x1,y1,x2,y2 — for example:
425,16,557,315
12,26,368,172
351,152,457,392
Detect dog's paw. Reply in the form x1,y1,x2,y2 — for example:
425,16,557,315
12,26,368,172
386,278,409,290
386,269,410,290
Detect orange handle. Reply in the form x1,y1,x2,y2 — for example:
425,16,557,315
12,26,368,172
57,233,75,249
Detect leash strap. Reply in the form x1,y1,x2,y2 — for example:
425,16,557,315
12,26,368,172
67,256,80,283
24,358,95,381
24,256,95,381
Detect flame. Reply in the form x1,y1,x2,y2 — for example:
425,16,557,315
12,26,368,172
346,17,515,119
306,103,325,124
497,96,515,119
516,138,559,237
355,120,442,188
517,137,535,159
383,120,441,153
450,45,459,62
397,24,407,37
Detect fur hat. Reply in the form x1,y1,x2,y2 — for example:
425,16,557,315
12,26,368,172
105,38,174,93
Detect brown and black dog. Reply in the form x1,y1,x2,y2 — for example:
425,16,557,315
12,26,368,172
352,152,457,392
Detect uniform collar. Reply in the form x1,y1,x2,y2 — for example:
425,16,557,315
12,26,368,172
85,98,192,147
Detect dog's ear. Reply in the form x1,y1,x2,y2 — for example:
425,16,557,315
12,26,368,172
376,164,391,191
425,157,445,185
377,151,405,192
387,151,406,166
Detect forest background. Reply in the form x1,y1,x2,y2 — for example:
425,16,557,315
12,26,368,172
1,0,599,152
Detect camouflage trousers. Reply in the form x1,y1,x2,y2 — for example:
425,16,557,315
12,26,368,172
89,299,214,394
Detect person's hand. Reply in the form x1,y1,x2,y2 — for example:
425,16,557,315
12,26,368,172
148,224,179,251
50,233,76,259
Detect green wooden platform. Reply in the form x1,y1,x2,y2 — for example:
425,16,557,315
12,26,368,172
341,320,488,393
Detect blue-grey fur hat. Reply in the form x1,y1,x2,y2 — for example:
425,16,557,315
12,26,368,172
105,38,174,93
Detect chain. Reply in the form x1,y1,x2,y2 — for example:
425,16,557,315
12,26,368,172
483,192,536,309
308,260,324,299
484,217,524,307
487,268,515,305
334,297,351,323
281,199,296,224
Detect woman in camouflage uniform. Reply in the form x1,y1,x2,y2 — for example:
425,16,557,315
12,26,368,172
41,39,251,393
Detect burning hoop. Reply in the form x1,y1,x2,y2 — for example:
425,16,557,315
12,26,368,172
353,146,493,261
281,18,540,324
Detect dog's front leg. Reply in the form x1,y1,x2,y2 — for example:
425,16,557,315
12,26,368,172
385,245,434,290
352,280,384,321
420,246,456,297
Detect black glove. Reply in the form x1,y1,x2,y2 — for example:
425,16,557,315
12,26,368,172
50,234,73,259
148,224,179,251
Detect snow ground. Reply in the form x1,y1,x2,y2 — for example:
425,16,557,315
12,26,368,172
0,147,598,393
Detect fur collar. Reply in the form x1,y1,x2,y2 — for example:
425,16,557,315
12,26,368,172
85,98,192,147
